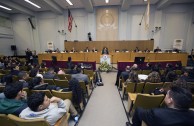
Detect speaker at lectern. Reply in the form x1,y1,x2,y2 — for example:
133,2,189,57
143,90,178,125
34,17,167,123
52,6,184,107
100,55,111,65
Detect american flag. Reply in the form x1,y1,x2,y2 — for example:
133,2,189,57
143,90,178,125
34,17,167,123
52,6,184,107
68,9,73,32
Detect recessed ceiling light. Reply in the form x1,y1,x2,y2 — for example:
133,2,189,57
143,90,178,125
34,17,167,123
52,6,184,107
105,0,109,3
66,0,73,5
24,0,41,8
144,0,147,1
0,5,12,11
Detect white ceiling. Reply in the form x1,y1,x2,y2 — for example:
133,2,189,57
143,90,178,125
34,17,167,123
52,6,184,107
0,0,193,16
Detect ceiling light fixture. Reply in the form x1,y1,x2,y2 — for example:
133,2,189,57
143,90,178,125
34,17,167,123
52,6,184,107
0,5,12,11
24,0,41,8
105,0,109,4
144,0,147,1
66,0,73,5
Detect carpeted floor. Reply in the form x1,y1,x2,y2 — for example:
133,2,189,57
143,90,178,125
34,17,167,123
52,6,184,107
77,72,128,126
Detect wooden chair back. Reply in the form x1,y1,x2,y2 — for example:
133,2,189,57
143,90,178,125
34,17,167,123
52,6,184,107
57,74,68,80
54,80,69,88
44,79,56,85
143,82,163,94
31,90,53,98
0,85,5,93
142,70,151,75
0,114,15,126
79,81,88,97
135,82,145,93
64,74,71,81
130,94,164,114
52,90,73,101
8,113,70,126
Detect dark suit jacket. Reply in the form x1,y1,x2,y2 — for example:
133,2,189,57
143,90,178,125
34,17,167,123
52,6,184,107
132,107,194,126
43,72,59,79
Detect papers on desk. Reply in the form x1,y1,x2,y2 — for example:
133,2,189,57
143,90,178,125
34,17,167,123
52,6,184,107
138,74,148,80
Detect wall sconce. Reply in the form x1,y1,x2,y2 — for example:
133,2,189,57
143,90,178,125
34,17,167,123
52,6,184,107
58,30,67,41
152,26,161,33
58,30,66,35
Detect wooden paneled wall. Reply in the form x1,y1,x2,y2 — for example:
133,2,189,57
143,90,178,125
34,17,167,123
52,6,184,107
64,40,154,52
38,52,188,66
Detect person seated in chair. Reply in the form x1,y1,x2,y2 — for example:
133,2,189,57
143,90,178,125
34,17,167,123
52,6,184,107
43,67,59,80
71,68,89,85
101,47,109,54
70,47,77,53
144,48,150,53
28,77,61,91
92,47,98,52
120,66,131,81
20,92,79,126
134,47,140,52
84,47,90,52
154,46,162,52
63,48,68,53
18,71,29,88
0,82,27,116
126,86,194,126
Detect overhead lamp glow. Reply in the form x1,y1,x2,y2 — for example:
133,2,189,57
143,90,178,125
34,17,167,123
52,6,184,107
105,0,109,3
66,0,73,5
0,5,12,11
24,0,41,8
144,0,147,1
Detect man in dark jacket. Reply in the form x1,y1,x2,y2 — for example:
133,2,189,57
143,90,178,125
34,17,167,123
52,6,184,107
127,86,194,126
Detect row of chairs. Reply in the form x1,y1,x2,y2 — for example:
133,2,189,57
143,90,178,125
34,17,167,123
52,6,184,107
129,69,182,75
128,93,194,116
122,82,172,99
128,93,165,116
0,113,70,126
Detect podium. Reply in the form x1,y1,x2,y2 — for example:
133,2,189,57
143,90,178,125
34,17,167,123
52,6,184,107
100,55,111,65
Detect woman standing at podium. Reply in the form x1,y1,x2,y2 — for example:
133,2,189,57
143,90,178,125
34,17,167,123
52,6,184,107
102,47,109,55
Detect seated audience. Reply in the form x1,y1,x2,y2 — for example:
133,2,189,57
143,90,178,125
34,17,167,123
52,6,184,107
134,47,140,52
71,68,89,85
127,86,194,126
120,66,131,81
28,77,61,91
144,63,152,70
66,64,77,74
92,47,98,52
0,82,27,116
69,78,86,108
70,47,77,53
54,66,65,75
55,48,60,53
84,47,90,52
126,71,139,84
101,47,109,54
165,70,177,82
29,68,43,78
147,67,161,83
43,67,59,79
63,48,68,53
20,92,79,126
18,71,29,88
174,62,182,70
154,46,162,52
10,65,20,76
144,48,150,53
